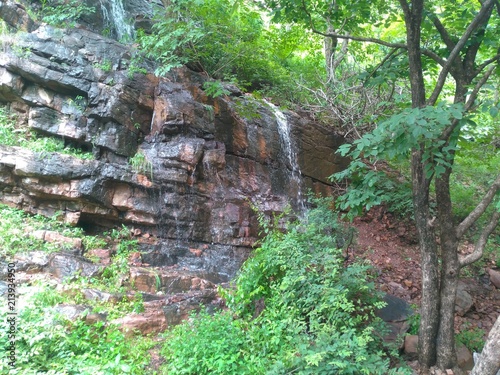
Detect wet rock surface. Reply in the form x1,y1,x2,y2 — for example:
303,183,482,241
0,20,348,283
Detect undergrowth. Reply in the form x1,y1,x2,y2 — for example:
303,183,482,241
0,204,85,257
0,106,92,160
0,284,155,374
160,198,411,374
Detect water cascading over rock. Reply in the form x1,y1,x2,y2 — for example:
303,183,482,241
268,101,306,214
0,1,349,283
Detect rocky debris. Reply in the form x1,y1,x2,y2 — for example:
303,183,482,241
47,252,102,279
13,251,50,273
87,248,112,265
53,304,92,322
129,266,215,295
487,268,500,289
111,309,167,337
163,289,219,326
456,283,474,317
456,344,474,371
0,0,36,32
31,230,83,250
84,311,108,325
82,288,123,304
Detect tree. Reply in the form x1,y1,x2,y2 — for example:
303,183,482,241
264,0,500,372
471,314,500,375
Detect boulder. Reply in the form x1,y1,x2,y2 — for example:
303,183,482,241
53,304,92,322
487,268,500,289
47,253,102,279
111,310,167,336
456,344,474,371
456,284,474,316
404,335,419,359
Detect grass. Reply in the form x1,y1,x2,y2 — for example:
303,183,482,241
0,204,86,257
0,203,157,373
0,282,156,374
0,105,93,160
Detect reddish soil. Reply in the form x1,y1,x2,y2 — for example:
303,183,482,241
350,206,500,339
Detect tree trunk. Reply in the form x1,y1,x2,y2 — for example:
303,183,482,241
400,0,440,369
412,152,440,370
324,21,337,82
435,171,460,369
470,314,500,375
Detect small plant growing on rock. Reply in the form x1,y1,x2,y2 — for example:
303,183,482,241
129,151,153,180
94,59,113,72
203,81,230,99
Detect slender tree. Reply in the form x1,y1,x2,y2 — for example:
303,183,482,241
264,0,500,372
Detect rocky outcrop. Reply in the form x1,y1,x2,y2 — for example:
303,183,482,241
0,15,348,281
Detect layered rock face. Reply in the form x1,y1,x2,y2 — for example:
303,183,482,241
0,6,348,281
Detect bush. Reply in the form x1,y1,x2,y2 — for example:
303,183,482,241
0,283,154,374
137,0,324,103
40,0,95,28
0,204,85,257
161,198,411,374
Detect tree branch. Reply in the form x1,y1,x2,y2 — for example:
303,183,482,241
456,173,500,239
421,49,447,67
475,53,500,76
426,0,496,106
459,210,500,267
316,30,407,49
428,12,455,51
439,63,497,142
464,63,497,112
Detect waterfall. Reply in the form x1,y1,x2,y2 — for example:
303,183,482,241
267,102,306,214
99,0,134,42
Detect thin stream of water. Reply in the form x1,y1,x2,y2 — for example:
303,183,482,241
98,0,134,41
267,102,306,214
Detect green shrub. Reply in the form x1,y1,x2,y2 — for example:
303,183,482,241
456,323,485,353
40,0,96,28
137,0,324,103
0,288,154,374
0,205,85,257
129,151,153,179
161,198,411,374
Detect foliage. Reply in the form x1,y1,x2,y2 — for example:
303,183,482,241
40,0,96,28
0,204,86,257
407,305,421,335
129,151,153,180
0,285,154,374
93,59,113,72
202,81,230,98
450,142,500,224
137,0,324,103
456,324,485,353
161,199,411,374
332,102,466,220
0,106,93,159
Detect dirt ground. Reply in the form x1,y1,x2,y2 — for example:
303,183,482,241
350,206,500,342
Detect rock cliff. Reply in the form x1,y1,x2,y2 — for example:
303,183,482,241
0,2,348,281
